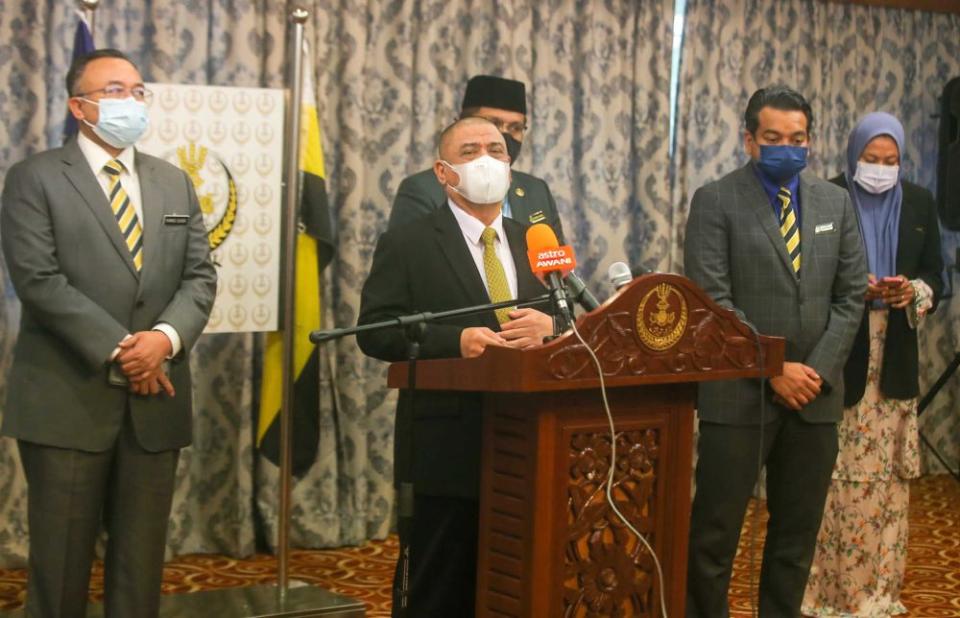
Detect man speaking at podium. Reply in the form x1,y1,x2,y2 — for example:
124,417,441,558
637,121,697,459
358,117,553,616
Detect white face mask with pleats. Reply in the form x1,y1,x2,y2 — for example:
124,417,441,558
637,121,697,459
854,161,899,195
441,155,511,205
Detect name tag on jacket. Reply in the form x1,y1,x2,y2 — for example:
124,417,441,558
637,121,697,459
164,214,190,226
815,222,835,234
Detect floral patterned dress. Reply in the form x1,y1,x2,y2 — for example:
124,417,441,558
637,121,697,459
801,298,927,617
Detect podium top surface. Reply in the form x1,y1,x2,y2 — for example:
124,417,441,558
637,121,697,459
387,273,784,393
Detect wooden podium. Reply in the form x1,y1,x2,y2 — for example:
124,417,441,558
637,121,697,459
388,274,784,617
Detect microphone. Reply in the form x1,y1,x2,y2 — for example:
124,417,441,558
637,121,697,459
608,261,654,290
526,223,576,331
564,271,601,312
608,261,633,290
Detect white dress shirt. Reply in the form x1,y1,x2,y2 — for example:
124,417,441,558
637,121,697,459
76,132,182,359
448,199,519,299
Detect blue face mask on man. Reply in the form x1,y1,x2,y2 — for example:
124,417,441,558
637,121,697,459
81,97,149,149
756,144,808,183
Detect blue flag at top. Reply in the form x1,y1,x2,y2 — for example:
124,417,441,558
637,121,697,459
63,17,95,142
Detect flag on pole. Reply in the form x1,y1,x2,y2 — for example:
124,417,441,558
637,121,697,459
257,40,336,477
63,13,95,142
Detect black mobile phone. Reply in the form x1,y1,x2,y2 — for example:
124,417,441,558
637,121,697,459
107,361,171,388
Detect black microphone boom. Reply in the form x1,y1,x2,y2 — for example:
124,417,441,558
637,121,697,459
564,271,601,312
545,271,574,332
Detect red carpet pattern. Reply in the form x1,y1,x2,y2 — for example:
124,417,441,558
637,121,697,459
0,476,957,617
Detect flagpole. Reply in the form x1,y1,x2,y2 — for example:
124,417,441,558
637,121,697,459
277,5,308,598
78,0,99,40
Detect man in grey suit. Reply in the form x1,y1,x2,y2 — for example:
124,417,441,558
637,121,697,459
683,86,866,617
389,74,566,240
1,49,216,617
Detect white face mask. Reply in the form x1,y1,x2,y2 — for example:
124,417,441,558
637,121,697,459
441,155,511,205
854,161,899,195
80,97,149,149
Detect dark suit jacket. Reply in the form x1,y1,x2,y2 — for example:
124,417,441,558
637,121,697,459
357,205,546,498
1,139,217,453
832,176,944,406
388,167,566,242
683,163,867,424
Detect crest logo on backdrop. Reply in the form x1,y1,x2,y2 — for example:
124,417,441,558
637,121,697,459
140,84,285,333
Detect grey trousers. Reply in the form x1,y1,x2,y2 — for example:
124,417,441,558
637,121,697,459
18,413,178,618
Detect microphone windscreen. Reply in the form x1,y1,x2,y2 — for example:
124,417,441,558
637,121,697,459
525,223,559,252
608,261,633,289
526,223,576,279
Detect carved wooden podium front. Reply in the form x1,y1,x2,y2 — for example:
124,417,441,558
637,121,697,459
388,274,784,617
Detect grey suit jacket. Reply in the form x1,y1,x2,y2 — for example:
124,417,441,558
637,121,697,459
1,139,217,452
388,167,566,242
683,163,866,424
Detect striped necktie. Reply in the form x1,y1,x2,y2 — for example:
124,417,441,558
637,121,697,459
480,227,514,324
103,159,143,271
777,186,800,274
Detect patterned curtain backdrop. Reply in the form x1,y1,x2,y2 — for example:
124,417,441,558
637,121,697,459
0,0,674,566
673,0,960,472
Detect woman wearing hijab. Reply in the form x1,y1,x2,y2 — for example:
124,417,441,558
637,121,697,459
802,112,943,617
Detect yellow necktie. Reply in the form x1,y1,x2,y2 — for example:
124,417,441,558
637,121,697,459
481,227,513,324
778,187,800,274
103,159,143,271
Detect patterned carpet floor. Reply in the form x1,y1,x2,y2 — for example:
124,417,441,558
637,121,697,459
0,475,957,616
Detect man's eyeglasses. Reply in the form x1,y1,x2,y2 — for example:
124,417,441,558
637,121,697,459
74,85,153,103
481,116,527,137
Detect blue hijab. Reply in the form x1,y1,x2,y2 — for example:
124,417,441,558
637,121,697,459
844,112,904,290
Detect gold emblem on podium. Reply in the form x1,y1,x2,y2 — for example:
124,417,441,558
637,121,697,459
635,283,688,351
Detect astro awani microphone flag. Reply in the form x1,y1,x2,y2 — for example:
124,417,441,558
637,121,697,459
257,41,336,477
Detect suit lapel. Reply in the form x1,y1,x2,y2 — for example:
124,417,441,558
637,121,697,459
60,140,139,279
507,177,529,223
895,194,917,274
737,165,797,281
433,205,493,312
798,173,818,285
136,151,163,292
506,177,548,228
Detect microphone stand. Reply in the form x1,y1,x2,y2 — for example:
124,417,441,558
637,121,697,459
309,294,553,344
394,321,422,615
917,359,960,483
308,293,554,616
